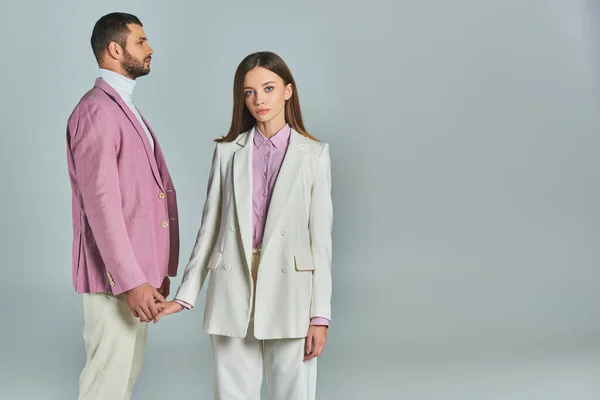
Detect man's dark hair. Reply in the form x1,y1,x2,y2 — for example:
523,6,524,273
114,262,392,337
90,12,143,63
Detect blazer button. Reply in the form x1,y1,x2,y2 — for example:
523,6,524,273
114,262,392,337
281,229,288,236
223,264,231,271
158,192,166,199
281,267,288,273
161,221,169,228
230,225,236,232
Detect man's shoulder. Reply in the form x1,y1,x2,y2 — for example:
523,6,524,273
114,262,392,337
68,86,117,123
77,86,114,108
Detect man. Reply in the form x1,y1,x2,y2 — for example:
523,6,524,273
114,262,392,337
66,12,179,400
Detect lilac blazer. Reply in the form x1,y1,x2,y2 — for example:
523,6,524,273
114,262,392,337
66,78,180,295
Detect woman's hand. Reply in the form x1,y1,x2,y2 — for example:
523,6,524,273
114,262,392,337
304,326,327,361
153,301,185,323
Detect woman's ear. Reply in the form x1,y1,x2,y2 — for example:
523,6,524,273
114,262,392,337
284,83,293,101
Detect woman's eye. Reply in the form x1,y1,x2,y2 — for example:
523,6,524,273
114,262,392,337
265,86,274,92
244,90,254,96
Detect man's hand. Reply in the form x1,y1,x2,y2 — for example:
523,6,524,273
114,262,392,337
158,276,171,299
153,301,184,324
125,283,165,322
304,326,327,361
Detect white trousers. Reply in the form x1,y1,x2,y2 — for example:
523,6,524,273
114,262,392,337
78,293,148,400
210,251,317,400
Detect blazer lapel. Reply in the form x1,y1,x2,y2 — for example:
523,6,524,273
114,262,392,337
261,130,307,252
140,114,169,185
95,78,165,191
233,128,255,271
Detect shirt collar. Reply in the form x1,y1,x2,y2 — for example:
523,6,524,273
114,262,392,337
99,68,136,100
254,124,291,149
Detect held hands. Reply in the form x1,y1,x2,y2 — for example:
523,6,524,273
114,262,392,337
153,301,184,323
126,277,171,322
125,282,165,322
153,276,185,323
304,325,327,361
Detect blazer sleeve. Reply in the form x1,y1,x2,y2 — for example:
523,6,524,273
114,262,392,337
69,100,147,295
309,143,333,321
174,143,222,307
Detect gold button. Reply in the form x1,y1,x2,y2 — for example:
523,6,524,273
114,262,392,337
158,192,166,199
162,221,169,228
109,281,115,287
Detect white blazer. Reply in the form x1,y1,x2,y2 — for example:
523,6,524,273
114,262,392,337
175,127,333,340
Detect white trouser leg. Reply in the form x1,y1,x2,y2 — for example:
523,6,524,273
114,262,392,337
210,321,263,400
264,337,317,400
78,293,148,400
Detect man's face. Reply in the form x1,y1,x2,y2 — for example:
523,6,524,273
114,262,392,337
121,24,153,79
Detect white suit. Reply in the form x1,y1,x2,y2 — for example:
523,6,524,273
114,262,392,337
175,127,333,398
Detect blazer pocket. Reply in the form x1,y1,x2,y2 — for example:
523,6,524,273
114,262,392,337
206,252,223,270
294,253,315,271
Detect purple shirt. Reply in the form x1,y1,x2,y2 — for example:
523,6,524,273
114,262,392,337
252,124,290,248
176,125,328,327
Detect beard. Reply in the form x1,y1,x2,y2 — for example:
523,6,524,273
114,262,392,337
121,48,150,79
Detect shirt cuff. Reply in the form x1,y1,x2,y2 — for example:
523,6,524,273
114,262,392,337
310,317,330,327
174,299,192,310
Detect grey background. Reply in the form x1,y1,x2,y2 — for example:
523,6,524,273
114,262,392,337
1,0,599,398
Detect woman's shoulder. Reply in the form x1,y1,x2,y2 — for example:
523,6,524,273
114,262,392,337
212,133,245,155
293,130,328,150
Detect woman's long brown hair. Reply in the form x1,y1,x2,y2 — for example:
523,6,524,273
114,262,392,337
216,51,318,143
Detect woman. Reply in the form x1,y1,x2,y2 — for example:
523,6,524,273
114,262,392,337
155,51,333,400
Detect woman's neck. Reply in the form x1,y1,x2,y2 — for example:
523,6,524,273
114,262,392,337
256,115,287,139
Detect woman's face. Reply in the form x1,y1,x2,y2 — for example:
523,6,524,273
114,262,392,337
243,67,292,125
